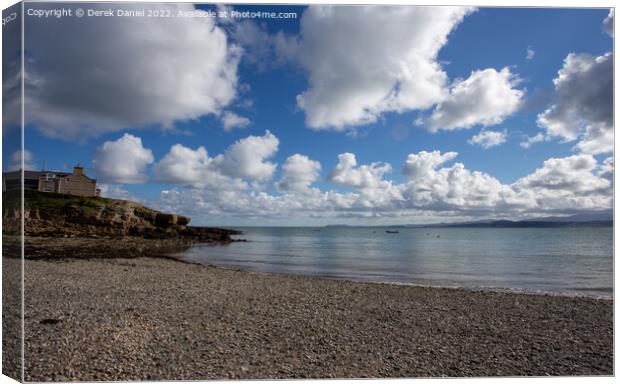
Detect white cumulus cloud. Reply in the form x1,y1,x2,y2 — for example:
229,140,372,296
513,154,612,210
574,122,614,155
428,67,524,131
217,130,279,180
402,150,458,179
154,143,247,191
156,144,211,187
401,153,512,212
400,151,612,214
293,5,474,130
277,154,322,193
467,130,507,149
536,52,613,155
329,153,392,189
24,3,241,139
93,134,154,184
155,130,279,189
221,111,251,132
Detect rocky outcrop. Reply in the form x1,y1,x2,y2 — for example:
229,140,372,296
3,190,240,242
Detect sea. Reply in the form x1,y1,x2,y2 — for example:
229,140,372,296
178,226,613,298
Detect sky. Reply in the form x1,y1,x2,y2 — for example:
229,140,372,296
2,3,614,226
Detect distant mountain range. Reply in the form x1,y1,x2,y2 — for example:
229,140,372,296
326,211,613,228
414,211,613,228
526,211,613,222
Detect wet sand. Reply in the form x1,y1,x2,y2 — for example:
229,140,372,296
10,254,613,381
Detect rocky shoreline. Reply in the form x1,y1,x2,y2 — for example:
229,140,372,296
3,190,243,261
4,190,242,241
4,235,234,261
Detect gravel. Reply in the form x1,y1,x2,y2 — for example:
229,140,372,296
4,254,612,381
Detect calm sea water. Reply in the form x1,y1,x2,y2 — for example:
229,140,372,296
179,226,613,298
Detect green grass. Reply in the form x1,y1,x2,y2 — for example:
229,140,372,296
4,190,122,212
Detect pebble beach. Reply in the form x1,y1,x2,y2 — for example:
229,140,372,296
4,248,612,381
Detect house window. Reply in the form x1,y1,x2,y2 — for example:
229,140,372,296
42,188,53,192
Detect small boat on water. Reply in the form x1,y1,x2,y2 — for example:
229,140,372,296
386,230,399,234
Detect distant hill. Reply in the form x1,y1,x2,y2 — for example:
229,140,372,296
429,211,613,228
528,211,613,222
325,211,613,229
429,220,612,228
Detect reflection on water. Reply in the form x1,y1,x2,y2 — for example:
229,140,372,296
179,227,613,298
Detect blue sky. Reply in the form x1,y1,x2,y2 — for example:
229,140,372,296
4,4,614,225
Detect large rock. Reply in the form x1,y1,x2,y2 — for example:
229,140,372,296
154,213,175,228
154,213,191,228
177,215,190,226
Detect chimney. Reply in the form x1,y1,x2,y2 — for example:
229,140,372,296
73,164,84,175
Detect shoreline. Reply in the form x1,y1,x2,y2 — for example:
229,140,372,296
172,246,614,301
11,234,614,300
146,246,618,302
175,254,615,301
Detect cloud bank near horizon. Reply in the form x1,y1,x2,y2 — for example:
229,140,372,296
90,130,613,224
